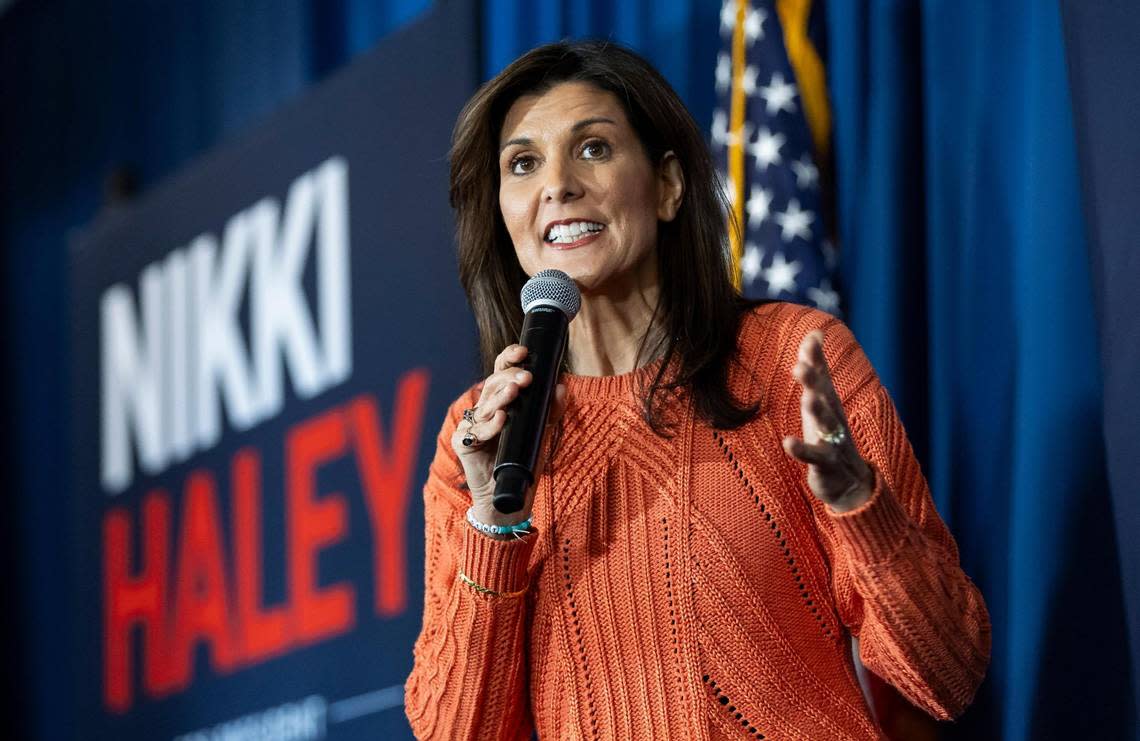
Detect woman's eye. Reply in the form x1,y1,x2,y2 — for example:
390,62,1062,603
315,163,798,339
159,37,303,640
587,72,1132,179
581,141,610,160
509,155,537,175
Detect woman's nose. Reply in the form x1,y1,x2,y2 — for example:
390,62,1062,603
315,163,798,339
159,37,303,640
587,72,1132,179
542,157,582,202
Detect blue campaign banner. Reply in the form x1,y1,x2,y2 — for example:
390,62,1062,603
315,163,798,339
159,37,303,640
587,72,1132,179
68,2,478,738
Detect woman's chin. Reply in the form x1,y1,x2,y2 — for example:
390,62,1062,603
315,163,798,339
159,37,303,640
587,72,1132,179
566,272,630,298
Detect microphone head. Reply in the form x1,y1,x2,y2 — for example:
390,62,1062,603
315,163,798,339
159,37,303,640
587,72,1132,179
521,269,581,320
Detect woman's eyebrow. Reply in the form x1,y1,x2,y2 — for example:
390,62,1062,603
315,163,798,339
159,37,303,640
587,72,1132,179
571,116,617,132
499,117,618,153
500,136,533,153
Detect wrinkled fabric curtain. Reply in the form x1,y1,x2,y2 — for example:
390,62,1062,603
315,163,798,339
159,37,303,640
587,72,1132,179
827,2,1133,738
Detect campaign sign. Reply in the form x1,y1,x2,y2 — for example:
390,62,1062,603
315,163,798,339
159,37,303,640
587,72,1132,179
68,2,479,738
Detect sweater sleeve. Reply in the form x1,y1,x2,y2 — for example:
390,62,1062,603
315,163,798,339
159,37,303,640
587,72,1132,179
810,323,991,721
404,388,538,740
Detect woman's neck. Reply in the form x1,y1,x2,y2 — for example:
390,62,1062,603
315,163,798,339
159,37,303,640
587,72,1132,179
566,279,662,377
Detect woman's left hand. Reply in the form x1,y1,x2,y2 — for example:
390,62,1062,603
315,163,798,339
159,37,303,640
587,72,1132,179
781,330,875,514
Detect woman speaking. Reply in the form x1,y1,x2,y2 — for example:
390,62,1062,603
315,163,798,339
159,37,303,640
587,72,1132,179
405,41,990,739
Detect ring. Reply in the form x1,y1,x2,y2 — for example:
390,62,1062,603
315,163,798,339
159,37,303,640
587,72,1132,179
819,427,847,446
461,431,480,447
462,407,477,425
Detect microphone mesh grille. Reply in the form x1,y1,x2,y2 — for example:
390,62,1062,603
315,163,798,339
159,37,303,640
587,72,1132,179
520,269,581,319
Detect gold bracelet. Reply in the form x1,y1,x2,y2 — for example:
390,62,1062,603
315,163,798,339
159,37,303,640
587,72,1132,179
458,570,529,598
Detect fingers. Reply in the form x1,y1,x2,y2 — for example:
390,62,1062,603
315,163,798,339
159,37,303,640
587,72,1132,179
783,434,873,509
481,345,532,411
794,330,837,395
801,388,843,442
494,344,528,373
459,344,568,455
798,329,826,366
476,367,531,419
782,436,840,467
453,408,507,452
793,330,850,434
453,346,534,458
456,370,527,452
786,332,874,505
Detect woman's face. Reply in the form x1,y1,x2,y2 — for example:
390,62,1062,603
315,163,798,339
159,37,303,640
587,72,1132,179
497,81,683,294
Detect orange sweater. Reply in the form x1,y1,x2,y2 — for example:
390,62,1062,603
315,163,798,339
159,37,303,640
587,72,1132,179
405,303,990,740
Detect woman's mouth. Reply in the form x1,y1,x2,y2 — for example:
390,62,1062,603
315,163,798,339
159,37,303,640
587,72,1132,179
544,220,605,249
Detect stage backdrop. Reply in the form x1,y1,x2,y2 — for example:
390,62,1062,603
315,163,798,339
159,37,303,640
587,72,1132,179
67,2,477,738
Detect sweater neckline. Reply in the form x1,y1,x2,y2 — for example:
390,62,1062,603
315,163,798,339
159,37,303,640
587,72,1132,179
560,356,665,400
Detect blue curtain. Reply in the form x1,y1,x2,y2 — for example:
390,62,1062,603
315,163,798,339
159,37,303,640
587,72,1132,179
828,2,1134,738
481,0,721,130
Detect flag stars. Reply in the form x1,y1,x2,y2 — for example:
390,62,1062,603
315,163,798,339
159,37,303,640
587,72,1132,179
746,186,772,225
750,127,786,170
763,252,802,296
712,109,728,147
759,72,798,116
792,156,819,189
716,53,731,93
774,198,814,242
720,0,737,35
808,279,840,314
741,243,763,284
711,21,839,308
712,109,751,150
744,8,767,45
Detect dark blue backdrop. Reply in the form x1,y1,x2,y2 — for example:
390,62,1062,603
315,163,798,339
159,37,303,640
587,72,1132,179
2,0,1136,739
828,2,1135,738
1061,1,1140,732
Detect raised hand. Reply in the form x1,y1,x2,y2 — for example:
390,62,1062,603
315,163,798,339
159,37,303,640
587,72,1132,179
781,330,875,513
452,344,568,527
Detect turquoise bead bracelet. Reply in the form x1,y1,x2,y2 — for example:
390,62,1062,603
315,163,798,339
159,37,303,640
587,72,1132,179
465,507,533,538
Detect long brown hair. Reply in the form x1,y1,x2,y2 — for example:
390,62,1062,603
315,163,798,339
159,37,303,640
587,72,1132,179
449,40,762,432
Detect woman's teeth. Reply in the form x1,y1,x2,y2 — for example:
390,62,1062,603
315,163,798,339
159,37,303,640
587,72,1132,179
546,221,604,244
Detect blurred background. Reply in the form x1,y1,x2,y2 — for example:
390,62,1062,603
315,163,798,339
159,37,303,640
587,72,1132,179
1,0,1137,738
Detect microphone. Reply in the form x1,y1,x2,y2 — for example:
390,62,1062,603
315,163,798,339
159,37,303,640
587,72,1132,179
492,269,581,513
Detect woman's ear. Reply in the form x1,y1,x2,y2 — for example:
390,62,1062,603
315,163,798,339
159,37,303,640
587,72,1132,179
657,151,685,222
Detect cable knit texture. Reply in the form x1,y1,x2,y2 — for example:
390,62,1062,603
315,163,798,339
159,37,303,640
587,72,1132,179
405,303,991,740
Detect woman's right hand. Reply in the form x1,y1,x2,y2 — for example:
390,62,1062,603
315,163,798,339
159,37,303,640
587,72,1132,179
451,344,568,528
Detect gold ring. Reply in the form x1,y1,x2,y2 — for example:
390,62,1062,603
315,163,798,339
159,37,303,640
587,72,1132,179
461,431,480,447
462,407,477,425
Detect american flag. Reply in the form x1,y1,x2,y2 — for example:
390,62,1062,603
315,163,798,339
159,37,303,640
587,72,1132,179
712,0,839,313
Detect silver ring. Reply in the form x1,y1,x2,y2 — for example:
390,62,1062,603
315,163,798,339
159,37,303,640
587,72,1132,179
462,407,477,425
819,427,848,446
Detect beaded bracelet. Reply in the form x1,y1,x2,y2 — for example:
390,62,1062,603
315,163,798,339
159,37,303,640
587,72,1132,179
458,570,528,598
465,507,533,539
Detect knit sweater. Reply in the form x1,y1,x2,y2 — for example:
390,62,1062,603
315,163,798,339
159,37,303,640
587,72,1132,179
404,303,990,740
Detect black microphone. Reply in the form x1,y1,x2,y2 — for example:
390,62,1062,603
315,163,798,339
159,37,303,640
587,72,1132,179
492,269,581,514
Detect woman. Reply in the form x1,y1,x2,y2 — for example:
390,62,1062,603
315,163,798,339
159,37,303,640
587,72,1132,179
405,40,990,740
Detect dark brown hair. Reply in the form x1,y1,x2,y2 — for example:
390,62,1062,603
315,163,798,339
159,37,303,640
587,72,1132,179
449,39,762,432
